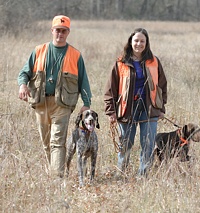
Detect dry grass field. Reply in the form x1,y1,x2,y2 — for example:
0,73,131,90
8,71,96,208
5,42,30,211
0,20,200,213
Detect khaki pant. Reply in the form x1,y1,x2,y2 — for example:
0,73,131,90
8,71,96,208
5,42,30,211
35,96,71,177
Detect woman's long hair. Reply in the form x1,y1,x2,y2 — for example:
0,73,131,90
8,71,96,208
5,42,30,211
121,28,154,62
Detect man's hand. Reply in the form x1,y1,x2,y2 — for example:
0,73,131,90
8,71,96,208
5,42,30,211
19,84,30,102
80,106,90,113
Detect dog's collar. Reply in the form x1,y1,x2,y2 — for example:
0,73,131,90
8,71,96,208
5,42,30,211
177,129,188,146
80,126,89,134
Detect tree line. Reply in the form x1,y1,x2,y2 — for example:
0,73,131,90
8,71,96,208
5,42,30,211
1,0,200,33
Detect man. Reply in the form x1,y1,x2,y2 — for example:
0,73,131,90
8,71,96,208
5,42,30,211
18,15,92,178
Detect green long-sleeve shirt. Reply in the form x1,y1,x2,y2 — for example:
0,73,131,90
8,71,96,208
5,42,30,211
18,42,92,107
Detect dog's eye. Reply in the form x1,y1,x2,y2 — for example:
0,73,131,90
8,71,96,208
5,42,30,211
92,112,96,119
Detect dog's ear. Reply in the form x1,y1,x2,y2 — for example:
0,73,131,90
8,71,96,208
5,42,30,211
95,112,100,129
182,125,188,139
182,123,197,139
182,125,187,137
75,113,82,128
183,123,200,141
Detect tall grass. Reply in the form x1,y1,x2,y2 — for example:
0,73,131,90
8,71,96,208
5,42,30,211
0,20,200,213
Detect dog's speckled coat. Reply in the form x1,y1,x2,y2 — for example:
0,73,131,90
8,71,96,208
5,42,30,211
66,110,100,186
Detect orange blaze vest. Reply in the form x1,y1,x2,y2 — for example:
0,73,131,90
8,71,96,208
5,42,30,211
33,42,80,76
117,56,160,118
117,62,130,118
145,56,159,108
28,42,81,109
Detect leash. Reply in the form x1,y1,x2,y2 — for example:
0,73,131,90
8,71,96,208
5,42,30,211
163,116,187,146
131,119,158,124
110,117,160,153
110,115,200,152
163,116,200,146
163,116,181,128
109,118,158,153
176,128,188,146
110,123,121,153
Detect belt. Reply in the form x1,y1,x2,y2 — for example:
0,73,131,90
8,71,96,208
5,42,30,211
45,94,55,97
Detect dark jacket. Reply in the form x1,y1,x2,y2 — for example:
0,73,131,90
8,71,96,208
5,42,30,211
104,57,167,123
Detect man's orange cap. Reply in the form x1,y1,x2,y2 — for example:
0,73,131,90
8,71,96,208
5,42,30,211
52,15,70,29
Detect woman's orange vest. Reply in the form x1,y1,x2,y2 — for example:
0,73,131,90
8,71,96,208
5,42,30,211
117,56,161,118
33,42,80,75
145,56,159,107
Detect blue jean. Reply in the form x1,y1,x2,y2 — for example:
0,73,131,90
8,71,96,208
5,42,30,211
117,99,158,175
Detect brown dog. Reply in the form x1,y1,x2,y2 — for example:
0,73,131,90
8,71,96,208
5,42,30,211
154,123,200,163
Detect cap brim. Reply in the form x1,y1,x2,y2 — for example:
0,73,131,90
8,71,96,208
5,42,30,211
52,26,69,29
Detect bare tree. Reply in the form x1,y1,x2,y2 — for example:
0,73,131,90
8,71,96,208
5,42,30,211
115,0,124,16
197,0,200,19
0,0,199,34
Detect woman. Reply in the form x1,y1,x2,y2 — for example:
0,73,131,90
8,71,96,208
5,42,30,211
104,28,167,176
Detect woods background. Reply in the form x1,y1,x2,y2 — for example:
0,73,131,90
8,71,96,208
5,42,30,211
1,0,200,34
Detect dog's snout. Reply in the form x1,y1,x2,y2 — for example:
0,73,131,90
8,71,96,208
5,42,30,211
87,114,95,121
88,120,93,125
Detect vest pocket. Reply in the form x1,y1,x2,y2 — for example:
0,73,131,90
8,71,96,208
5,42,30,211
27,71,45,106
155,85,163,109
60,73,79,107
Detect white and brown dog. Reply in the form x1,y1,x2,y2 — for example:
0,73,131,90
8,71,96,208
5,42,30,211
66,110,100,186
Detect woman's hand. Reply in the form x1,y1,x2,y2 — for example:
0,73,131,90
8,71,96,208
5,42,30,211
109,113,117,124
159,112,165,120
